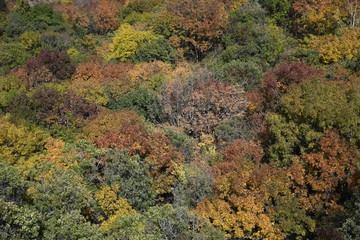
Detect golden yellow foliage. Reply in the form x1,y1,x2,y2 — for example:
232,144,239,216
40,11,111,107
305,28,360,63
95,184,136,230
106,24,159,61
0,118,46,167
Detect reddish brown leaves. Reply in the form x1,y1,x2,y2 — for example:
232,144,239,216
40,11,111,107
166,0,228,52
289,131,359,211
163,78,247,136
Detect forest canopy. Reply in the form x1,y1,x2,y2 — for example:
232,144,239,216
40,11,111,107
0,0,359,239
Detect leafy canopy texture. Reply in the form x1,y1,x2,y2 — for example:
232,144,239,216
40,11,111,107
106,23,159,62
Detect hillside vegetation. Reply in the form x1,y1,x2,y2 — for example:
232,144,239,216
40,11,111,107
0,0,359,239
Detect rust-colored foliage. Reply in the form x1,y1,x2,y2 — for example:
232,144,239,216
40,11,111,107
57,0,125,34
94,116,151,156
82,110,143,141
72,61,132,84
146,133,185,195
289,131,359,212
70,61,133,105
163,78,247,136
166,0,229,53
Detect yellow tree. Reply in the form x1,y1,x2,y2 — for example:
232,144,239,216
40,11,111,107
106,24,159,62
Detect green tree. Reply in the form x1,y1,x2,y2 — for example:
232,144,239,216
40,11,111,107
0,199,42,240
0,162,27,204
0,43,30,75
43,210,102,240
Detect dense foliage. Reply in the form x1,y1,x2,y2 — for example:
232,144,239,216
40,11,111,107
0,0,359,239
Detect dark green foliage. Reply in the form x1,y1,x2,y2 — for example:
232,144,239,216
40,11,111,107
219,60,263,90
0,199,42,240
4,3,71,38
132,37,177,64
0,43,30,75
0,0,6,12
0,75,24,111
340,197,360,240
215,115,257,145
72,142,157,212
107,204,226,240
32,169,93,216
221,1,292,65
43,210,101,240
0,162,27,204
120,0,158,19
165,128,196,160
103,150,156,211
269,195,315,238
40,31,74,51
108,87,165,123
173,163,214,208
258,0,291,26
289,48,321,66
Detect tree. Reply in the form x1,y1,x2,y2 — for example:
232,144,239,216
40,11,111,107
106,204,226,240
110,87,165,122
0,118,47,166
106,23,159,62
102,150,156,211
132,37,177,64
43,210,102,240
95,184,136,229
162,76,247,136
82,110,145,142
30,169,94,216
4,3,71,38
288,131,359,212
24,49,76,83
258,0,291,25
195,139,315,239
71,61,133,106
0,198,42,240
252,61,320,112
221,1,293,65
56,0,124,34
280,77,360,144
0,43,30,75
292,0,358,34
0,75,24,111
0,162,28,204
219,60,263,91
166,0,229,56
305,27,360,63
